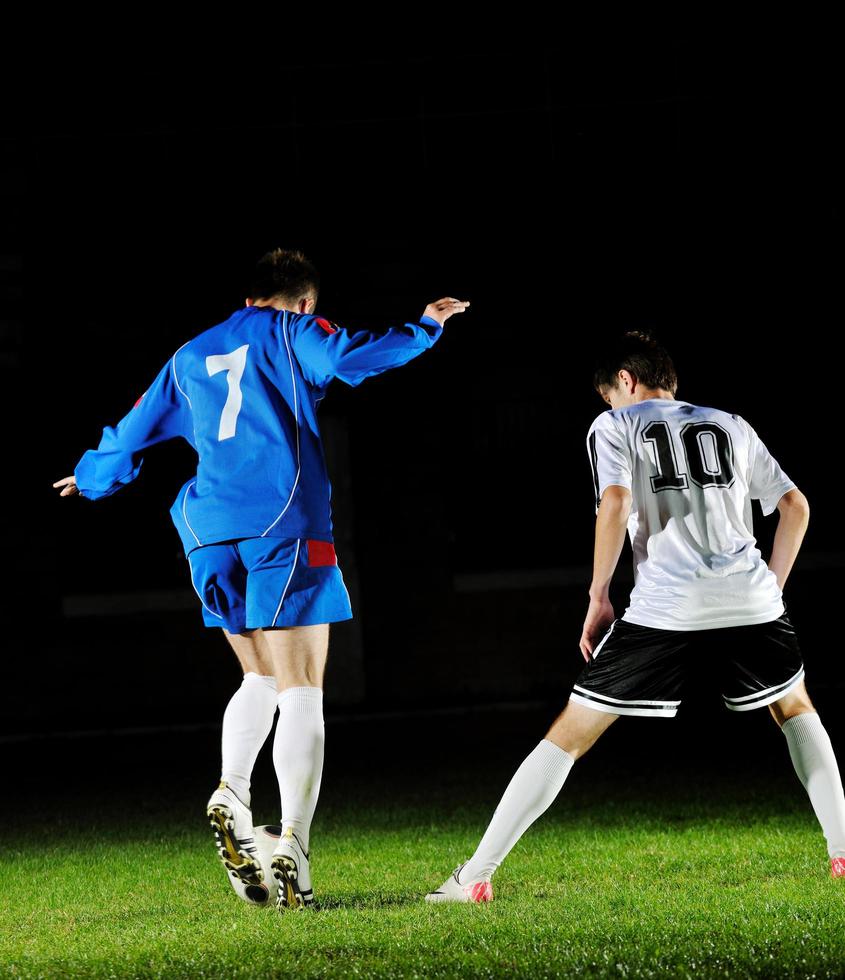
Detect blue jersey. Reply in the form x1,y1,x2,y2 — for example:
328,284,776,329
74,306,444,556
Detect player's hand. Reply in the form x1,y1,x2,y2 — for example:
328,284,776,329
422,297,470,327
579,596,615,662
53,475,80,497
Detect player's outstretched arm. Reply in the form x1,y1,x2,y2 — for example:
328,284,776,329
53,355,192,502
580,485,632,661
768,487,810,591
289,297,469,388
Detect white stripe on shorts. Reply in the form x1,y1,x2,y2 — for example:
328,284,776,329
186,553,223,620
590,619,618,661
572,685,681,708
270,539,301,627
570,691,679,718
723,667,805,712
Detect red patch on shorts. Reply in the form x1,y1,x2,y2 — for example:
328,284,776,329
307,540,337,566
315,317,337,335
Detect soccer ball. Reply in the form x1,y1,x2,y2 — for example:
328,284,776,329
226,825,281,906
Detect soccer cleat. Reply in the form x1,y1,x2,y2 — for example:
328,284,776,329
226,826,284,906
424,863,493,903
831,857,845,878
271,826,313,910
206,780,264,887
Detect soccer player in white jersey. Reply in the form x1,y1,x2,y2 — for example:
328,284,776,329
426,330,845,902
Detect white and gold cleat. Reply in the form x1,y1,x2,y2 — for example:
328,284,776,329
271,826,313,910
206,781,264,887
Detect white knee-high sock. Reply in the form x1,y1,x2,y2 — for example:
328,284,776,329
220,672,278,806
782,712,845,859
273,686,325,853
460,739,575,883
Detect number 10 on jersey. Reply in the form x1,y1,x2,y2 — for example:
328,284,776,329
643,420,735,492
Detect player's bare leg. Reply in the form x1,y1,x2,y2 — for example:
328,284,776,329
769,680,845,875
768,679,815,725
206,628,279,888
258,623,329,908
544,698,620,758
223,627,275,676
427,700,618,902
261,623,329,691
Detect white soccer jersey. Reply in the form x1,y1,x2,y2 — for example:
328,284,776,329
587,398,797,630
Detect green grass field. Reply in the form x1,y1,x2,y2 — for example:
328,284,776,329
4,711,845,978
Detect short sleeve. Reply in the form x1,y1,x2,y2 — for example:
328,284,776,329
744,419,797,516
587,412,633,514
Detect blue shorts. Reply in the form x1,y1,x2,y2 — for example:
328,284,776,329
186,537,353,633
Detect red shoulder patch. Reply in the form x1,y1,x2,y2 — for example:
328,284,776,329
133,392,146,408
315,317,338,335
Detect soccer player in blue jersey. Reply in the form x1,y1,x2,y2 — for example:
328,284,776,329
53,247,469,910
426,330,845,903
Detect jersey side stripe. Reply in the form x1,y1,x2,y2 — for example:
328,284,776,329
172,340,193,409
261,310,302,536
182,480,201,547
588,430,600,509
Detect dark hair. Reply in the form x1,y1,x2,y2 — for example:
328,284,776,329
248,248,319,304
593,330,678,395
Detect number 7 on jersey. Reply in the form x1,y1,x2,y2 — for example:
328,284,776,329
206,345,249,441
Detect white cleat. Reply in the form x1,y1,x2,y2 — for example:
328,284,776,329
425,863,494,903
226,826,284,906
206,781,264,887
271,826,313,910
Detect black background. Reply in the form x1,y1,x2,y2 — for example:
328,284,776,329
9,37,842,737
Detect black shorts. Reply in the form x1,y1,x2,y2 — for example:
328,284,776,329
571,613,805,719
